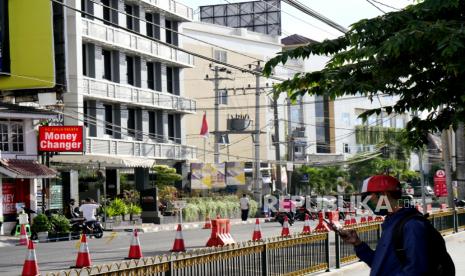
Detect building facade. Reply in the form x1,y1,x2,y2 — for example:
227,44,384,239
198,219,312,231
54,0,197,202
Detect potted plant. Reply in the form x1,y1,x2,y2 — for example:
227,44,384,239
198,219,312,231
31,214,51,242
50,214,71,241
128,204,142,222
110,198,128,221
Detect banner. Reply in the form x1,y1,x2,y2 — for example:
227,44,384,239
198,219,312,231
226,162,245,186
2,182,15,215
190,163,226,189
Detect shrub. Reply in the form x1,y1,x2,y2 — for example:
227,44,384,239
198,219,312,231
183,203,199,222
104,206,117,217
31,214,51,233
109,198,128,216
50,214,71,233
127,204,142,215
249,200,258,217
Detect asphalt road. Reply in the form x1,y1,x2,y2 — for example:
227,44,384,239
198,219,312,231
0,220,320,275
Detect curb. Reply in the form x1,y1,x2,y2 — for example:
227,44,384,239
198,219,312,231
312,262,368,276
110,218,259,233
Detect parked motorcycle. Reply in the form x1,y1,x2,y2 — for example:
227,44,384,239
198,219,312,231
70,217,104,239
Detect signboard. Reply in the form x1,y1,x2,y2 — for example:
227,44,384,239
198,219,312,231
226,162,245,186
173,200,187,209
434,169,448,197
2,182,15,215
39,126,84,152
0,0,10,75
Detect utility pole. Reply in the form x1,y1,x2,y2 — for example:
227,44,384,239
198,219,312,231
253,62,262,204
442,127,455,207
214,66,220,164
273,93,282,192
414,111,427,214
286,97,293,195
456,122,465,199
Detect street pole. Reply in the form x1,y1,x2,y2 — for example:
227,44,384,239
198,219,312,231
214,66,220,164
418,148,427,215
254,62,262,204
273,94,282,192
455,122,465,199
286,97,293,195
442,127,455,207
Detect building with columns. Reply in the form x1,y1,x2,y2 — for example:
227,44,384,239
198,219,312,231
52,0,197,208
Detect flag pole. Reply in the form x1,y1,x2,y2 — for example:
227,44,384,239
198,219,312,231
203,111,207,163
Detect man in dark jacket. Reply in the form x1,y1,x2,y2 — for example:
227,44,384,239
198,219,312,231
339,175,430,276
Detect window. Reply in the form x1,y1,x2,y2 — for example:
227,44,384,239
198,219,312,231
128,108,135,137
147,62,161,91
82,44,87,76
148,111,156,139
0,120,24,152
343,143,350,153
81,0,94,19
125,4,139,32
214,50,227,63
341,113,350,126
146,13,160,39
101,0,118,25
82,43,95,78
168,114,175,141
104,104,113,135
166,66,173,93
219,89,228,105
165,20,172,44
83,100,88,127
102,49,112,81
126,55,134,85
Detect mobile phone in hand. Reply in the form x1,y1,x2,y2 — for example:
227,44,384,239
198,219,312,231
322,217,341,233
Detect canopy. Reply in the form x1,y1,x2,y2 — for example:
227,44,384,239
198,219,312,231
51,154,155,168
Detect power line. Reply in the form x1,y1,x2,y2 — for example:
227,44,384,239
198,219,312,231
89,0,305,75
51,0,288,82
370,0,401,11
365,0,386,14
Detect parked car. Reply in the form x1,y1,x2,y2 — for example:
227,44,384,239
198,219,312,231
413,185,434,197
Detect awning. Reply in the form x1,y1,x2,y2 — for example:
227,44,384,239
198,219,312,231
0,159,57,179
51,154,155,168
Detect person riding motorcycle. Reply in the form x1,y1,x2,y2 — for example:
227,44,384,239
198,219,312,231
79,198,102,235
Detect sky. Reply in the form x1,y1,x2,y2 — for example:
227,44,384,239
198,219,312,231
178,0,413,41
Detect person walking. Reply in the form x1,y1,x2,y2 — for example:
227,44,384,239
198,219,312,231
240,194,250,222
339,175,454,276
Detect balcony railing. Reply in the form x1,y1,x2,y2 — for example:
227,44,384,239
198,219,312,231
140,0,193,21
81,19,194,67
86,137,197,160
81,77,196,113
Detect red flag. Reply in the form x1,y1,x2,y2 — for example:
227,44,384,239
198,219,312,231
200,112,209,137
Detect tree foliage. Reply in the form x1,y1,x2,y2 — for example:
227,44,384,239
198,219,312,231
264,0,465,147
153,165,182,187
294,166,351,195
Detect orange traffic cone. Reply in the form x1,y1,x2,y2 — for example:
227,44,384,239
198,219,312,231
281,216,291,237
126,229,143,259
203,216,212,229
22,240,39,276
252,218,262,241
19,224,29,246
74,234,92,268
301,214,311,234
171,224,186,252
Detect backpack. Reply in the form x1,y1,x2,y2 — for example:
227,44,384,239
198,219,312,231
393,210,455,276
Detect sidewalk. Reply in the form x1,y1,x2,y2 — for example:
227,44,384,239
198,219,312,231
110,217,260,233
319,231,465,276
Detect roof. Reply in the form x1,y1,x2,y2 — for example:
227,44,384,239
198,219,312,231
0,102,57,119
281,34,318,46
0,159,57,179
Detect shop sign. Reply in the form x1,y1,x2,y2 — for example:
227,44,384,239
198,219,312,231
2,182,15,215
434,169,448,197
39,126,84,152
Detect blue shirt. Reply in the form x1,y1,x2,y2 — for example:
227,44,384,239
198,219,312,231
355,208,429,276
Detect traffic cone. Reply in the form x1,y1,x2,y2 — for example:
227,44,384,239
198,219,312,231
350,214,357,225
171,224,186,252
74,234,92,268
126,229,143,259
301,214,311,234
203,216,212,229
22,240,39,276
281,216,291,237
19,224,29,246
344,213,352,226
252,218,262,241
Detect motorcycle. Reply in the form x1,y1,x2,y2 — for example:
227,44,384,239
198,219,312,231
70,217,104,239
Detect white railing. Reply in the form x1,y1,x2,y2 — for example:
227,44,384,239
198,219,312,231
81,19,194,67
81,77,196,113
86,137,197,160
140,0,193,21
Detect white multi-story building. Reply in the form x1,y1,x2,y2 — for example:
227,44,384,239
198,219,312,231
53,0,197,204
281,34,408,164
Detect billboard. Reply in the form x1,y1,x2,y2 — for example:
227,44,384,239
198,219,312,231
200,0,281,36
39,126,84,152
0,0,55,89
226,162,245,185
190,163,226,189
0,0,10,75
